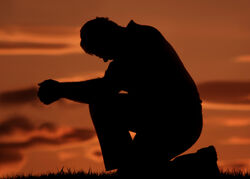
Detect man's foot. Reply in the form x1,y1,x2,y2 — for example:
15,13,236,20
168,145,220,177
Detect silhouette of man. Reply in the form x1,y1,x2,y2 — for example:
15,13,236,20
38,17,203,175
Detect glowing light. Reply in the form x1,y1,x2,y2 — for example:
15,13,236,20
235,55,250,62
203,102,250,111
223,119,250,127
223,137,250,145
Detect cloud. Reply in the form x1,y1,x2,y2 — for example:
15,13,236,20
38,122,57,131
0,86,86,108
0,149,23,166
0,128,95,168
0,115,61,138
0,41,70,49
0,130,95,150
198,81,250,104
0,25,81,55
0,115,95,167
0,116,35,136
0,116,95,148
84,138,103,163
0,72,104,107
0,87,38,106
62,129,95,142
93,150,102,157
0,25,79,37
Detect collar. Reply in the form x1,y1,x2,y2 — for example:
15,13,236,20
126,20,137,30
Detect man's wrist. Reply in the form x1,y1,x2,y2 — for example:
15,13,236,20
57,82,65,99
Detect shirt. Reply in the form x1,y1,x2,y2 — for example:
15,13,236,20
103,20,201,105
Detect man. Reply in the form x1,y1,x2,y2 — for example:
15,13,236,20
38,17,203,174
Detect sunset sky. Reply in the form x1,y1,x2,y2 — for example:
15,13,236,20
0,0,250,176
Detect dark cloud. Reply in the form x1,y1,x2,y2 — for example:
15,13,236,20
93,150,102,157
0,116,34,136
0,115,95,143
0,128,95,150
38,122,57,132
198,81,250,104
0,116,60,137
0,115,95,166
62,129,95,141
0,87,38,106
0,149,23,166
0,86,86,108
0,128,95,166
0,41,70,49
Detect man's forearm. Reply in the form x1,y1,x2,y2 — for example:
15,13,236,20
59,78,114,104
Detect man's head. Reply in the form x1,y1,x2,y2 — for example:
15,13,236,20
80,17,125,62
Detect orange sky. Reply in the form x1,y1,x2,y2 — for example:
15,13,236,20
0,0,250,176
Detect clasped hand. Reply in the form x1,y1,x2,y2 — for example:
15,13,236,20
38,79,62,105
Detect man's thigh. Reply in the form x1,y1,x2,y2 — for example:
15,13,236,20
89,94,139,131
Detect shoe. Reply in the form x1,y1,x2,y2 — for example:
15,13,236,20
168,145,220,177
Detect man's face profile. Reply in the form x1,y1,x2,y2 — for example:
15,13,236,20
80,35,114,62
80,18,122,63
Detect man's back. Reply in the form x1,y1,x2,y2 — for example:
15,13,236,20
104,20,201,104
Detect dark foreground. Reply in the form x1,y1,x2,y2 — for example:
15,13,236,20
2,169,250,179
3,146,248,178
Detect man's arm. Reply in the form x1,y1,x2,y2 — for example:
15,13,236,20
38,78,117,105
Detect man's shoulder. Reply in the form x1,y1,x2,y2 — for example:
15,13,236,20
127,20,166,44
127,20,158,32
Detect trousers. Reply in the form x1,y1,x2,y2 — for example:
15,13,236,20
89,94,203,171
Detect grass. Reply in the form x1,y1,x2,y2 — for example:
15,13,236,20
2,168,250,178
219,170,250,178
2,168,118,179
